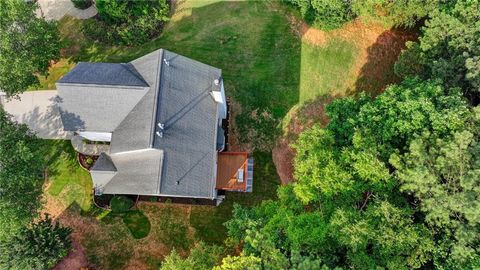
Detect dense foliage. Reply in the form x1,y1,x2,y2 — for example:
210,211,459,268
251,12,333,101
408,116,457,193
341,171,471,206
395,0,480,101
0,215,72,270
222,79,480,269
285,0,449,30
0,0,60,96
160,242,223,270
0,108,45,240
285,0,356,30
71,0,93,10
85,0,170,45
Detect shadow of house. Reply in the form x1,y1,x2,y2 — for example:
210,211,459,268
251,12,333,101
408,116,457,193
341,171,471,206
353,28,418,97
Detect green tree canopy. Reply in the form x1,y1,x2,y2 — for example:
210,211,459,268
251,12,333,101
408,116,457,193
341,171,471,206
0,215,72,270
160,242,223,270
0,0,60,96
91,0,170,45
224,78,479,269
0,108,45,240
395,0,480,99
392,112,480,269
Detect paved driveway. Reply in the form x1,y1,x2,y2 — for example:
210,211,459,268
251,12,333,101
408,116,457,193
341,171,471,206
1,91,71,139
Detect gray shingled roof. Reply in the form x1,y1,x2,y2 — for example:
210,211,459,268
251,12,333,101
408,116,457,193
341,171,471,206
59,49,222,199
56,84,149,132
153,50,221,198
103,149,164,195
91,152,117,172
58,62,148,87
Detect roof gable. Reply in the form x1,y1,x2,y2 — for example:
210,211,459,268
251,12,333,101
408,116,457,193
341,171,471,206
57,62,149,87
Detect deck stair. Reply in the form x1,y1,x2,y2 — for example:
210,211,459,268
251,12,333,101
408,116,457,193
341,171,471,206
246,158,254,192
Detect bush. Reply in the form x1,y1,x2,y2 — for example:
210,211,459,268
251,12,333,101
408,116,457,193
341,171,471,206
86,157,94,165
110,196,134,213
0,215,72,269
87,0,170,45
286,0,356,30
71,0,93,10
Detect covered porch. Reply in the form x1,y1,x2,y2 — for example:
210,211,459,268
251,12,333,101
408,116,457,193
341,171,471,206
216,152,253,192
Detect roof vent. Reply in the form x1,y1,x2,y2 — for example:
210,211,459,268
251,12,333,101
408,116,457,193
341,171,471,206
176,181,180,185
214,79,220,86
163,59,170,66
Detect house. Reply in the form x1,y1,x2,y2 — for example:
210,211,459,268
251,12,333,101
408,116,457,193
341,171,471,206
56,49,253,205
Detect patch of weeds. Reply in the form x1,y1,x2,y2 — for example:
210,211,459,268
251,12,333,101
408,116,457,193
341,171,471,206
156,206,192,251
123,210,151,239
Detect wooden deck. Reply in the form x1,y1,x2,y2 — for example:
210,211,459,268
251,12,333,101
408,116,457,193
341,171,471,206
216,152,248,191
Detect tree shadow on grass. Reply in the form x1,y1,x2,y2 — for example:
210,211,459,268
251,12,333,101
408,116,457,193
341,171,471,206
352,27,418,97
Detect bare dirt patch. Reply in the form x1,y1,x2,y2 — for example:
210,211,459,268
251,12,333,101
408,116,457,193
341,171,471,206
275,18,417,184
52,240,90,270
273,96,333,185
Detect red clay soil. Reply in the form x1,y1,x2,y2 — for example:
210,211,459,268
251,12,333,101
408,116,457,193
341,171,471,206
272,97,333,185
274,17,417,185
52,240,90,270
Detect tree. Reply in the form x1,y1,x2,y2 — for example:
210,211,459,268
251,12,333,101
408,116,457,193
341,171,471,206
91,0,170,45
352,0,440,27
395,0,480,100
213,255,262,270
330,200,434,269
392,115,480,268
0,108,45,240
285,0,356,30
0,215,72,270
0,0,60,96
223,78,479,269
160,242,223,270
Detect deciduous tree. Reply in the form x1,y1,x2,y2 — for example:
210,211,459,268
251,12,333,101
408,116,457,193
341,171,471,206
0,108,45,240
0,0,60,96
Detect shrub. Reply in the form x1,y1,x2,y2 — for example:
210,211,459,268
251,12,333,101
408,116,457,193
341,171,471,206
86,157,94,165
87,0,170,45
123,210,151,239
286,0,356,30
0,215,72,269
71,0,93,10
110,196,134,213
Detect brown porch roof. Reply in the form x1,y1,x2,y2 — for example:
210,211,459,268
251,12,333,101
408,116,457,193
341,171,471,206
216,152,248,191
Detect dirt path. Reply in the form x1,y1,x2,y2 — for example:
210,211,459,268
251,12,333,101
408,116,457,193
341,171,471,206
273,17,417,185
52,240,90,270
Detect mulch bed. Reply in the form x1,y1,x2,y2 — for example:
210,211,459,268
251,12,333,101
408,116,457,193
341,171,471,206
78,153,99,171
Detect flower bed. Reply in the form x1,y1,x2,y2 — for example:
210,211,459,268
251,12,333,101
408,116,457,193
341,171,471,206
78,153,98,171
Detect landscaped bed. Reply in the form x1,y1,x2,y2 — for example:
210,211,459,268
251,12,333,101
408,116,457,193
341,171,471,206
78,153,98,170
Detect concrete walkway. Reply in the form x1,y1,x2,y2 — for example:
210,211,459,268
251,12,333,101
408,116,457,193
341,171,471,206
71,135,110,155
36,0,97,21
1,91,72,139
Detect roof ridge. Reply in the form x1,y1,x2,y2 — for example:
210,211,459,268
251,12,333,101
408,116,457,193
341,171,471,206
121,63,150,87
148,49,164,148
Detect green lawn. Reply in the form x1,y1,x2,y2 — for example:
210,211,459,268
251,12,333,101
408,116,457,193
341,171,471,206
41,1,364,269
123,210,151,239
43,140,92,212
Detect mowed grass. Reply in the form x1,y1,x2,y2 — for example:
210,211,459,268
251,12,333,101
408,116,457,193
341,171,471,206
299,39,357,102
123,210,151,239
43,140,92,212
